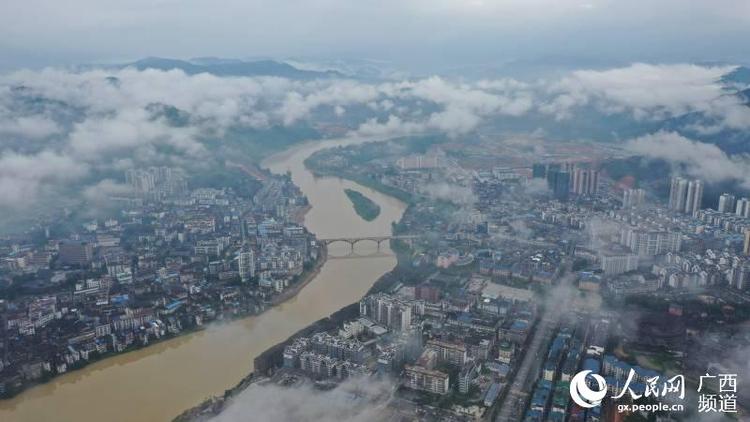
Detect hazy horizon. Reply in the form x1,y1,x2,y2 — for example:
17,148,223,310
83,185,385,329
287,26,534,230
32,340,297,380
2,0,750,74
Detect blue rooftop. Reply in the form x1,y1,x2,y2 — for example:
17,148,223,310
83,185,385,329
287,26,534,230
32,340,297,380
511,320,529,331
583,358,601,373
165,300,184,311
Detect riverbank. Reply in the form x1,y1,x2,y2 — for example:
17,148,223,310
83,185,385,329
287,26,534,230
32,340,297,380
0,322,209,401
304,157,416,205
268,244,327,307
307,164,415,205
0,241,327,403
173,191,414,422
172,243,409,422
291,204,312,225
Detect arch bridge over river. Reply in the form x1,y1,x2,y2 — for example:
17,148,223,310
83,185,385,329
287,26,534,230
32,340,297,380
319,235,418,251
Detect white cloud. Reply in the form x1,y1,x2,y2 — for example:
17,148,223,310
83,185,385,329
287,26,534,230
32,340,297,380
213,377,393,422
68,108,203,159
422,182,476,206
82,179,134,210
0,63,748,211
0,116,61,139
0,150,87,209
354,115,426,137
525,178,550,196
280,80,380,125
625,131,750,188
541,63,750,131
349,76,535,136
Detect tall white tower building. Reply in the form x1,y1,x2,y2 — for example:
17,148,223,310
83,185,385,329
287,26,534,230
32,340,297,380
669,177,688,211
684,179,703,215
238,249,255,282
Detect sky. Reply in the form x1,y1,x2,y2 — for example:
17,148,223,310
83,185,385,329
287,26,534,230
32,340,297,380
1,0,750,72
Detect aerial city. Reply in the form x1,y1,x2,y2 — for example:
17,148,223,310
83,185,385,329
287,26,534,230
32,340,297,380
1,1,749,421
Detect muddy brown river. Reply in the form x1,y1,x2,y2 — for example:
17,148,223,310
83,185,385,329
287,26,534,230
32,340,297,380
0,137,406,422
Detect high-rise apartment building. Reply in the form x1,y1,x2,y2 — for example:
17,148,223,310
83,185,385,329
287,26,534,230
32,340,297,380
669,177,702,215
426,339,468,366
571,169,599,196
718,193,737,214
547,170,570,201
125,167,187,198
622,188,645,209
359,294,418,332
404,365,450,395
396,155,441,170
684,179,704,215
669,177,688,211
600,252,639,275
619,227,682,257
532,163,547,179
238,249,255,282
736,198,750,218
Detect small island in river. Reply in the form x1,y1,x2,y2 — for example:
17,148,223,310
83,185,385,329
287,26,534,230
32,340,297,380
344,188,381,221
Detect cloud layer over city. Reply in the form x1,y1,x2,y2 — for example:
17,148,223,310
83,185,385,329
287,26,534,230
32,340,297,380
213,377,393,422
0,62,748,212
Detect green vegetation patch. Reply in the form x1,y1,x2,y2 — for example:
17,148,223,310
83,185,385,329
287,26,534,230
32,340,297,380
344,188,381,221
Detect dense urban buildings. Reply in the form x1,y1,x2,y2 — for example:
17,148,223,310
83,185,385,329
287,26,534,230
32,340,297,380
4,134,750,421
274,138,750,421
0,167,320,398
